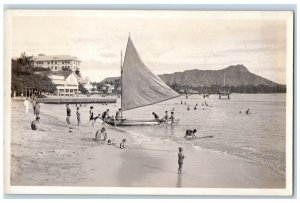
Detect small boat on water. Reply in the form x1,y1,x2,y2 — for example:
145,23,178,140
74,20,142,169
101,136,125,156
105,35,180,126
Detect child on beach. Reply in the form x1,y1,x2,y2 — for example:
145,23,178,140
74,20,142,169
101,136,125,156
178,147,185,174
31,116,51,131
76,107,80,127
184,129,197,138
120,139,127,149
94,127,107,142
31,116,40,130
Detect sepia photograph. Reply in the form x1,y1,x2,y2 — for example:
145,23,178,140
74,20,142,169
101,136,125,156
3,9,293,195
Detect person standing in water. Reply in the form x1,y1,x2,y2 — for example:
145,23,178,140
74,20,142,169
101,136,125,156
187,105,190,111
246,109,250,114
162,111,168,124
178,147,185,175
169,112,175,125
115,108,122,121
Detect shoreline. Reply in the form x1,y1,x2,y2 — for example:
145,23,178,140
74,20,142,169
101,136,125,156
9,99,285,188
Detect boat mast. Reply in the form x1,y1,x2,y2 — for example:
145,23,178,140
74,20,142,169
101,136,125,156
224,72,226,86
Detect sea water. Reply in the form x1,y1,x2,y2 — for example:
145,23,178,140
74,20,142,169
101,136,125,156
76,93,286,177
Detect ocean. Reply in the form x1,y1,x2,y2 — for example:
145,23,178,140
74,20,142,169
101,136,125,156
67,93,286,177
105,93,285,177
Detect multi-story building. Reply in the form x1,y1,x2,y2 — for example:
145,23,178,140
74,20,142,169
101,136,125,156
36,71,80,96
32,54,81,71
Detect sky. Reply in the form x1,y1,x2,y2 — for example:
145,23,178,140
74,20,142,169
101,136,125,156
9,10,292,84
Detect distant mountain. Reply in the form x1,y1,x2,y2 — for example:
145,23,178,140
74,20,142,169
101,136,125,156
100,77,120,84
159,64,279,87
100,64,280,87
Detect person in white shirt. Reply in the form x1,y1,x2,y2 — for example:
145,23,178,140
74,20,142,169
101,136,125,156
23,98,30,114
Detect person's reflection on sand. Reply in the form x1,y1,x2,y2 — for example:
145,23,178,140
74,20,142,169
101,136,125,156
176,174,182,188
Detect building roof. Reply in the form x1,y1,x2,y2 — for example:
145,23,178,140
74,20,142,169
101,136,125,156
35,70,74,79
33,54,81,61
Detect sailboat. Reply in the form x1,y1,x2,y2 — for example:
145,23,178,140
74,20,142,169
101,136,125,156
105,36,180,126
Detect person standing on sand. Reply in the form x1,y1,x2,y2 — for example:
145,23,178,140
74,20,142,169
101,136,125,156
76,107,81,127
35,102,40,117
89,106,94,124
32,97,37,115
178,147,185,174
102,109,110,120
24,98,30,114
66,104,71,128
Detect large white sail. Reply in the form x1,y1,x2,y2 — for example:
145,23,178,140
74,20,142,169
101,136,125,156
121,37,180,111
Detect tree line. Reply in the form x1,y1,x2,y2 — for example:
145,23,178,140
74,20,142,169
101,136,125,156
11,53,57,97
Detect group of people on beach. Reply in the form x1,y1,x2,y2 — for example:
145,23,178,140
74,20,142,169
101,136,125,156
93,126,127,149
24,96,40,117
64,104,127,149
65,104,112,128
24,96,51,132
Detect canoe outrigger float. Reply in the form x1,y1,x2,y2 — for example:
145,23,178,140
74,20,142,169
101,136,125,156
105,118,180,127
105,35,180,127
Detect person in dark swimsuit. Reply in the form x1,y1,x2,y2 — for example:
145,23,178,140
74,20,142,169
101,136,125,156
184,129,197,138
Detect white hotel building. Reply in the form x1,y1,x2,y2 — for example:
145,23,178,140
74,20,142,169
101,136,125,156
33,54,81,71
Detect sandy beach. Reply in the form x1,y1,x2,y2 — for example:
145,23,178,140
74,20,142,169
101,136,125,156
9,99,285,188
